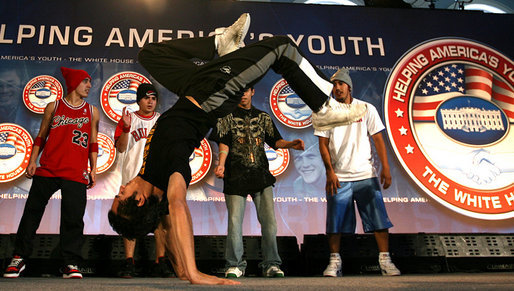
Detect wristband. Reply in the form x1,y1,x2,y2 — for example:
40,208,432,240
122,125,131,133
219,150,229,155
89,142,99,153
34,136,45,147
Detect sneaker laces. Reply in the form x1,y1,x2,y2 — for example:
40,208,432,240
7,257,23,268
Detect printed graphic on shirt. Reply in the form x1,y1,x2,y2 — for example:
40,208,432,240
270,79,312,129
100,72,151,122
23,75,63,114
384,38,514,220
0,123,33,183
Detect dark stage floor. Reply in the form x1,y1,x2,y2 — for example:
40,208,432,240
1,272,513,290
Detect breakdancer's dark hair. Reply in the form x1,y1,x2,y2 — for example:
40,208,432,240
108,193,165,240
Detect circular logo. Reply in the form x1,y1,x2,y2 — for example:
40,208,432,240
384,38,514,220
23,75,63,114
100,72,151,122
91,133,116,174
265,143,290,177
0,123,33,183
269,79,312,128
188,138,212,185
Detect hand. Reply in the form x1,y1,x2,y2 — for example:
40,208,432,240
121,107,131,128
87,171,97,189
325,171,340,196
214,165,225,178
380,168,392,189
290,139,305,151
25,160,37,178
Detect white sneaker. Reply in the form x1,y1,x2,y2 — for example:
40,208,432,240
263,265,285,278
225,266,244,278
311,98,367,131
215,13,251,57
323,259,342,277
379,258,401,276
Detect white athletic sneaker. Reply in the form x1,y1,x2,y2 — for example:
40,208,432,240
379,257,401,276
323,259,342,277
225,266,244,278
215,13,251,57
263,265,285,278
311,98,367,131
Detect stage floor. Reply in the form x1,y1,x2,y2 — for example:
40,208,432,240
1,272,513,290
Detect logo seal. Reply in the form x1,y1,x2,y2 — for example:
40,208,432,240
189,138,212,185
23,75,63,114
265,143,290,177
100,72,151,122
269,79,312,128
384,38,514,220
0,123,33,183
94,133,116,174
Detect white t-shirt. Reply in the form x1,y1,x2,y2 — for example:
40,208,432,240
115,111,160,185
314,98,384,181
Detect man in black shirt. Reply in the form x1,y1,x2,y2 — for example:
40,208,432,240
211,86,304,278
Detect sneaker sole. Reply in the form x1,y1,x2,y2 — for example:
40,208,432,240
237,14,251,47
63,274,83,279
3,265,25,278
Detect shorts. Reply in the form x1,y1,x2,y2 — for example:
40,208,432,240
326,177,393,234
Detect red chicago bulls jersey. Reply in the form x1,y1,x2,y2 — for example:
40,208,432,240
36,98,93,184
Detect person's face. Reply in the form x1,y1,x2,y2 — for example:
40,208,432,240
0,70,21,105
75,78,92,98
332,80,351,104
238,88,254,109
137,95,157,115
294,151,324,184
110,178,146,215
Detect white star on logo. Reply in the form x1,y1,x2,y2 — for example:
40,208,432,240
405,144,414,154
395,108,404,117
399,126,408,135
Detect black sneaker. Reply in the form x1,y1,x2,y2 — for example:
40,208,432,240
118,258,136,278
62,265,83,279
151,257,174,278
3,255,26,278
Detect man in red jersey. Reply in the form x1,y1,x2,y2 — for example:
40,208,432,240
3,67,99,279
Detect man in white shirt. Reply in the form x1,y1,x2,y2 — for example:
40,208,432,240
315,68,401,277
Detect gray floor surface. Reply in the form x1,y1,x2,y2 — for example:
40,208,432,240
1,272,513,290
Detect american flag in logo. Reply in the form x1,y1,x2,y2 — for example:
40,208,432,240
0,132,25,153
413,64,514,122
29,81,58,96
109,80,139,98
189,148,203,162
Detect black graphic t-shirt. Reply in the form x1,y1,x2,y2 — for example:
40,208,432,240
211,106,282,196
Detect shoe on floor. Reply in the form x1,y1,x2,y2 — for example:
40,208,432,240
215,13,251,56
379,258,401,276
62,265,83,279
311,98,367,131
151,256,174,278
225,266,244,278
323,259,342,277
263,265,285,278
118,258,136,278
3,255,26,278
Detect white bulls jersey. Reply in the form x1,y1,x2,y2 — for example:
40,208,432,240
114,111,160,184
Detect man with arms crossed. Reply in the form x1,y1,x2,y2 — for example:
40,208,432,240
316,68,400,277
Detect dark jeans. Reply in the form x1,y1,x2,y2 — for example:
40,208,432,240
138,35,330,120
14,175,87,265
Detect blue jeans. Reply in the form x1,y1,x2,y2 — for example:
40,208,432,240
224,186,281,271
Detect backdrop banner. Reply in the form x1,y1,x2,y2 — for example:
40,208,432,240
0,0,512,242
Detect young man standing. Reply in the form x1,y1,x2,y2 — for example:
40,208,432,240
109,13,365,285
114,83,173,278
4,67,99,279
211,86,304,278
315,68,400,277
